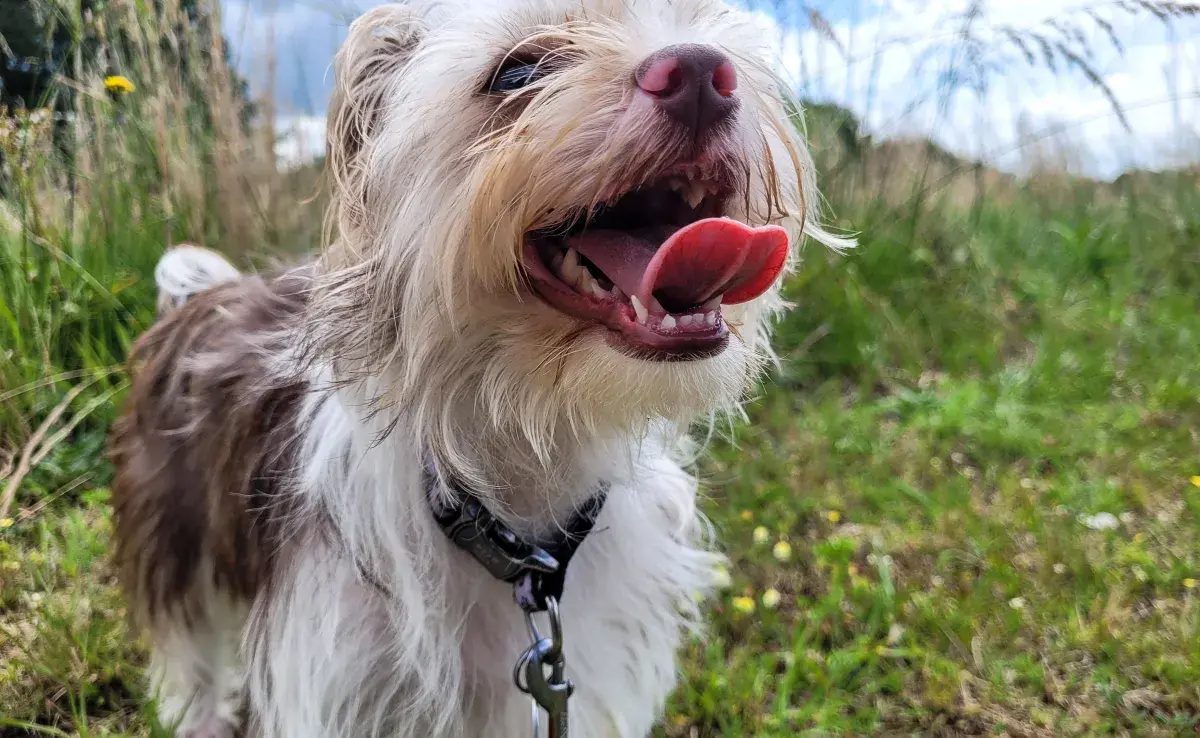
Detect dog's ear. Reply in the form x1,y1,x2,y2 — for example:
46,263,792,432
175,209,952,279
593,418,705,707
328,4,424,234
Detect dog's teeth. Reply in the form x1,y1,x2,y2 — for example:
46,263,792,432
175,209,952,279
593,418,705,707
679,315,694,327
702,295,723,311
660,315,677,331
589,281,609,300
705,311,718,326
684,183,706,209
691,313,705,325
631,295,648,324
562,248,581,282
611,285,625,301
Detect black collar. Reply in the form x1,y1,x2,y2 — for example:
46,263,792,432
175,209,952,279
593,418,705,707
426,461,608,613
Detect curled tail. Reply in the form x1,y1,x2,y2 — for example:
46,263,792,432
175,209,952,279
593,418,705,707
154,245,241,316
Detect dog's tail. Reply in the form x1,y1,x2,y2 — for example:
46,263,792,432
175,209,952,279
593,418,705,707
154,244,241,316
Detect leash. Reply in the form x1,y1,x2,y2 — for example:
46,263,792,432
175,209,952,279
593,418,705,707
426,459,608,738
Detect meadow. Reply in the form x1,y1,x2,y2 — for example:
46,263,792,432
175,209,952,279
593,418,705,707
1,1,1199,736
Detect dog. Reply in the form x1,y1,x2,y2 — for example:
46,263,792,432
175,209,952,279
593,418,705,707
110,1,850,736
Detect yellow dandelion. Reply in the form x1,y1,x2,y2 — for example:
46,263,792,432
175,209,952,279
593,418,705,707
761,588,781,609
739,510,754,522
826,510,842,524
773,540,793,562
1184,578,1197,590
0,518,12,529
731,596,756,614
104,75,135,94
2,561,18,571
752,526,770,545
1191,476,1200,488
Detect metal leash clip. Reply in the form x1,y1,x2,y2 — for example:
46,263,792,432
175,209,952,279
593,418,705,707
513,596,572,738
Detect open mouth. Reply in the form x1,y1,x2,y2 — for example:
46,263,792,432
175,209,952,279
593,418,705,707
521,167,789,360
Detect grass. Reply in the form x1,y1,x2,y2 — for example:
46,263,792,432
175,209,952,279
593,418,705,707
3,1,1200,736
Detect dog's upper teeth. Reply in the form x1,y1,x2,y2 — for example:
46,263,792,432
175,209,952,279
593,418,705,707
702,295,723,311
630,295,649,324
589,281,609,300
561,248,582,283
660,315,677,331
684,182,706,209
649,295,665,314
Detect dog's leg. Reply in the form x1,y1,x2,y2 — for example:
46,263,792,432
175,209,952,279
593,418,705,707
148,603,245,738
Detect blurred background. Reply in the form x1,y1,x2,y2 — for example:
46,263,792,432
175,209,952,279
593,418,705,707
1,1,1198,735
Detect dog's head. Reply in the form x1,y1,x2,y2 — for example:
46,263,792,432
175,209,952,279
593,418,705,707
315,0,848,446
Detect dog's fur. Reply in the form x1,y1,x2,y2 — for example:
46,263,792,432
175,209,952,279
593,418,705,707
110,1,849,736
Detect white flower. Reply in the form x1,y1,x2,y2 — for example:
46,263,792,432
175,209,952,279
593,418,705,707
752,526,770,545
1008,597,1027,610
761,588,781,609
1080,513,1120,531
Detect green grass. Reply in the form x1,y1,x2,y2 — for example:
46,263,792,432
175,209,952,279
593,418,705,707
3,20,1200,731
4,164,1200,736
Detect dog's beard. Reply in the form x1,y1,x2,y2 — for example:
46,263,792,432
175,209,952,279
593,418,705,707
310,3,848,461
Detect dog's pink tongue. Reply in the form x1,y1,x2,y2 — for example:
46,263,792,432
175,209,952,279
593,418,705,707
569,219,789,309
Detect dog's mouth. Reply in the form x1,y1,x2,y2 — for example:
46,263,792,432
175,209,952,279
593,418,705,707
521,167,789,360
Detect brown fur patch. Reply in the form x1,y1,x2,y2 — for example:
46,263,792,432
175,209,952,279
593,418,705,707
110,268,312,626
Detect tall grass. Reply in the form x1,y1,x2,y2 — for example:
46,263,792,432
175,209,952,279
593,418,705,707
0,0,324,480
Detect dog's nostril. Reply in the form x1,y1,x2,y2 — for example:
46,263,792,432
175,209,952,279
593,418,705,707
635,44,739,139
637,57,685,97
712,61,737,97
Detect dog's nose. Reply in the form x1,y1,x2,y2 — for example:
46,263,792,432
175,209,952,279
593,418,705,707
636,44,738,139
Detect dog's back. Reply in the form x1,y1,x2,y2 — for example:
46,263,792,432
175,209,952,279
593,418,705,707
110,248,310,736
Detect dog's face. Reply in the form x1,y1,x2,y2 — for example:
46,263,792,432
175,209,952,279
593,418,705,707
320,0,841,441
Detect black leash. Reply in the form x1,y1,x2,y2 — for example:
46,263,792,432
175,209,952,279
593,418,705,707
426,459,608,738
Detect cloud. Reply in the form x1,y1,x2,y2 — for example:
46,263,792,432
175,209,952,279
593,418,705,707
756,0,1200,177
227,0,1200,177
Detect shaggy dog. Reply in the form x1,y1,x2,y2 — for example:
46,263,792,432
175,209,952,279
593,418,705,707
110,1,849,736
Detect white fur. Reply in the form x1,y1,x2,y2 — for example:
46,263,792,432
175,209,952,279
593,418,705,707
150,591,245,738
239,379,719,738
154,245,240,315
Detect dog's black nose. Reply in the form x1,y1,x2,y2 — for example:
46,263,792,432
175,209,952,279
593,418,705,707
636,44,739,139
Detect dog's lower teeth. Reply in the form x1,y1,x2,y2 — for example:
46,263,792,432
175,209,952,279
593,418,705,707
679,315,694,327
631,295,649,324
705,311,718,326
590,282,608,300
661,315,677,331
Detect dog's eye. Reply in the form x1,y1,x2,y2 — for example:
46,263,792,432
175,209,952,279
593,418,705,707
489,61,544,94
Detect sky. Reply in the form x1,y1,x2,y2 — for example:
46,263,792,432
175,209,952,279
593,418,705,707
221,0,1200,178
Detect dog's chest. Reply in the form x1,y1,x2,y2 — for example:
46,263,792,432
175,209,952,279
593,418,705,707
456,473,717,737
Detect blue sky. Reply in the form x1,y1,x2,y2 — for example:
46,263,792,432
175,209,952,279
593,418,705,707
222,1,1200,177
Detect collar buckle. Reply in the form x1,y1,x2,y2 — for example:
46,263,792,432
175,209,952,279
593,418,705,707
432,494,561,584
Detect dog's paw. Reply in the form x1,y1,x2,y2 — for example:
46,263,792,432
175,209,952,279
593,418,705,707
178,721,237,738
